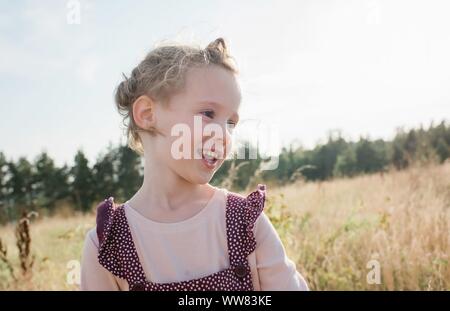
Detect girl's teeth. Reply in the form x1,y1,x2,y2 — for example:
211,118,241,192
203,150,218,159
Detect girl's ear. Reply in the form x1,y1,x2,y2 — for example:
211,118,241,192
133,95,157,131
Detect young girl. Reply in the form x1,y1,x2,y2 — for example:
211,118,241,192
81,38,308,291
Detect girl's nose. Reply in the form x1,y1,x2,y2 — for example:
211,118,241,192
202,121,232,158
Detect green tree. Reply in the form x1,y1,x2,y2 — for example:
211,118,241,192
310,135,347,180
355,138,387,173
116,145,143,201
333,146,357,177
70,150,95,212
7,157,35,207
92,144,119,202
0,152,8,203
33,152,69,210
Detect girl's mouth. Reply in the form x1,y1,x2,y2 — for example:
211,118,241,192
198,148,221,170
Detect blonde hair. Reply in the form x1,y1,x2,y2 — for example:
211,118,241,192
115,37,239,156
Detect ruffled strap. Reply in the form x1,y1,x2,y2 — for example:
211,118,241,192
96,196,116,246
97,197,146,286
244,184,267,256
96,196,144,282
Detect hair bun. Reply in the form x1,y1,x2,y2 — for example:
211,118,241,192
115,73,138,112
207,38,227,53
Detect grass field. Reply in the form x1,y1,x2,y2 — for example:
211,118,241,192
1,162,449,290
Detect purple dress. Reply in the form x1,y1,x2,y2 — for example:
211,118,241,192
95,184,267,291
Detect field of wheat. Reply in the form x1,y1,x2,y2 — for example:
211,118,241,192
0,162,449,290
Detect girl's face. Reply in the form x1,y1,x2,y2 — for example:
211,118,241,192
147,65,241,185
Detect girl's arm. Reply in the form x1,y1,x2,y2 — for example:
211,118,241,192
80,228,121,290
254,212,309,291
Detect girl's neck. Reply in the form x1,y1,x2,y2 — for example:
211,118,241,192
126,155,216,222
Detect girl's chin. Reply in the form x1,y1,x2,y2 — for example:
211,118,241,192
188,171,214,185
175,159,224,185
194,159,223,182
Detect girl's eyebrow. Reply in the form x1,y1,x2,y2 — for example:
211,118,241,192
197,100,222,108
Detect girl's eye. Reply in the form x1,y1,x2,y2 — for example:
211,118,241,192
200,110,215,119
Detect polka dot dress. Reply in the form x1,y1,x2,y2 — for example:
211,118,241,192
96,184,267,291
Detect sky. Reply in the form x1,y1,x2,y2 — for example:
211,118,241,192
1,0,449,167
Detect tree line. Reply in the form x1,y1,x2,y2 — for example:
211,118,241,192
0,120,449,223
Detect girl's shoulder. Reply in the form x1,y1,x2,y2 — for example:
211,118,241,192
224,183,267,212
224,184,268,256
94,196,122,246
224,183,267,228
82,198,116,253
83,197,117,251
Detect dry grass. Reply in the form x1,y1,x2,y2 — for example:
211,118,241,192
0,163,449,290
268,162,450,290
0,213,93,290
